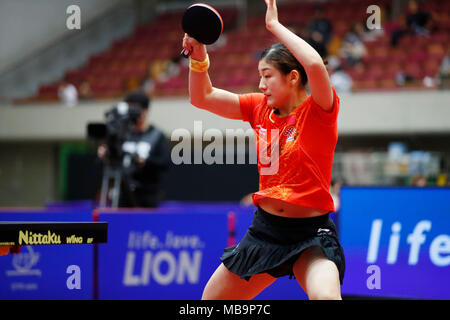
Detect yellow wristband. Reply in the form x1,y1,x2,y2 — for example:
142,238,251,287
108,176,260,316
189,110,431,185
190,54,210,73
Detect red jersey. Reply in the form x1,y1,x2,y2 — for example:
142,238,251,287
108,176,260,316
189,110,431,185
239,87,340,212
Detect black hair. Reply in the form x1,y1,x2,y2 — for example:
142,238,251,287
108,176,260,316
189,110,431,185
124,91,150,109
260,42,308,87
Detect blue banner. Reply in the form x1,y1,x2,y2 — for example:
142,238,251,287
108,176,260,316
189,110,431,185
97,208,229,299
0,202,336,300
0,209,94,300
340,187,450,299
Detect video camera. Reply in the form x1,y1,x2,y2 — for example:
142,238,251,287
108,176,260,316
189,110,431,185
87,102,143,165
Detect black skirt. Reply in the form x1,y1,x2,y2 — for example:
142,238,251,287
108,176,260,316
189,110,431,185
220,207,345,284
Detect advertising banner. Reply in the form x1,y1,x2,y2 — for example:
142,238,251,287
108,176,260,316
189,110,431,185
0,209,95,300
340,187,450,299
97,209,229,299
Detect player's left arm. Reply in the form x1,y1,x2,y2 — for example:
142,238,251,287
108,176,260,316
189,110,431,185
264,0,333,112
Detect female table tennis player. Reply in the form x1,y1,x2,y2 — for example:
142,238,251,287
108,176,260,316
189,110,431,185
183,0,345,300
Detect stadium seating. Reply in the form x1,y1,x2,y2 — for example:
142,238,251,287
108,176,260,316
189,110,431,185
27,0,448,102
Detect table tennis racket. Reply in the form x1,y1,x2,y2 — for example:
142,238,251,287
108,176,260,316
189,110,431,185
181,3,223,58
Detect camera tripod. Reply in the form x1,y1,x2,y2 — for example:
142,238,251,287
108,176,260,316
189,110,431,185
99,163,137,208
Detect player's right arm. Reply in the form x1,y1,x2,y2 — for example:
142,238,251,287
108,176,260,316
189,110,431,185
183,34,242,120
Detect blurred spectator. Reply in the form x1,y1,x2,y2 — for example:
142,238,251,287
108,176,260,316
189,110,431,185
388,0,433,47
307,32,327,58
339,23,368,67
410,174,427,187
79,81,93,101
406,0,432,36
58,80,78,107
126,77,140,92
142,75,156,97
387,15,408,47
149,59,168,81
395,71,415,86
328,56,353,94
307,5,333,45
306,5,333,58
438,48,450,89
160,55,182,81
141,60,163,96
